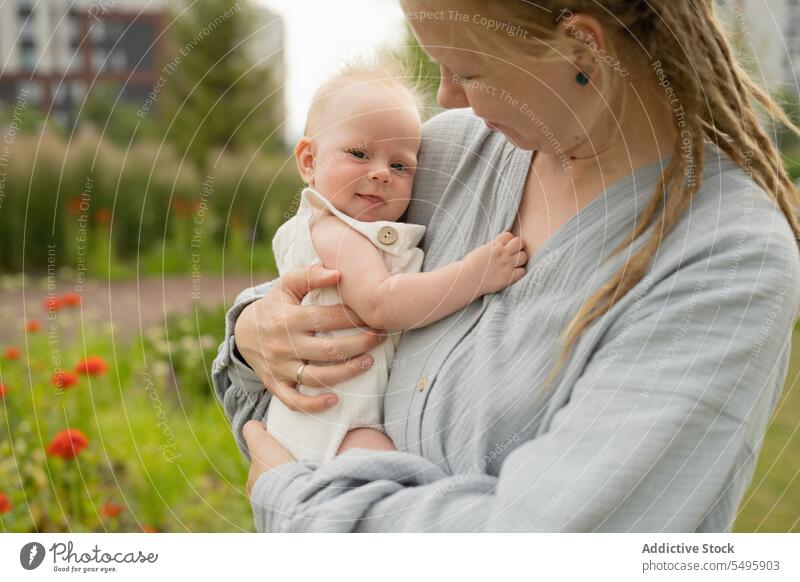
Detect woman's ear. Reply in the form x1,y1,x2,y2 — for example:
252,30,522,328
294,137,316,186
555,11,606,75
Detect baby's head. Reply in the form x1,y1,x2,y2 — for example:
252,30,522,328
294,55,425,222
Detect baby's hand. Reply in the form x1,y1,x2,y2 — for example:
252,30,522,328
464,232,528,295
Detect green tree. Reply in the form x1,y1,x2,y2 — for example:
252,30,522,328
397,24,441,117
75,83,161,145
163,0,284,168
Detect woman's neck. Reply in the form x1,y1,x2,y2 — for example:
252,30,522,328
540,77,677,184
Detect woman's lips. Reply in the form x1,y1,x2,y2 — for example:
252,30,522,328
357,193,384,206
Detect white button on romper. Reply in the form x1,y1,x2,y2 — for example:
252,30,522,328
266,187,426,463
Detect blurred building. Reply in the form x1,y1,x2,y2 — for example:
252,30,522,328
0,0,166,127
716,0,800,95
0,0,285,127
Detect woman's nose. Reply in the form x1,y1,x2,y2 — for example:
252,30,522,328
437,66,469,109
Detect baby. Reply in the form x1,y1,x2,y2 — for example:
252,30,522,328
266,57,527,464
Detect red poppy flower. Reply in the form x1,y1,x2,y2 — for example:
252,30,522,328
95,208,112,225
52,371,79,389
100,501,125,518
44,296,63,312
172,198,195,218
0,384,7,399
67,196,84,216
61,293,81,307
0,492,11,513
46,429,89,459
3,347,20,360
74,356,108,376
25,320,41,333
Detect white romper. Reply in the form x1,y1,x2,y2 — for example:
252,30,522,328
266,187,426,464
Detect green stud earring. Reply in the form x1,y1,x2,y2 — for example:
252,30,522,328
576,72,590,85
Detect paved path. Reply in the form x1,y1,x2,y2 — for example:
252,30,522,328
0,275,268,344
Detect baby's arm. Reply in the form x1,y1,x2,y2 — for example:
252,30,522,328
311,215,527,331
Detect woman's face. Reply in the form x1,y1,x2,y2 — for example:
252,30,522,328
403,6,608,157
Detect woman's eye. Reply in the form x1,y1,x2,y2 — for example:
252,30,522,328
346,148,367,159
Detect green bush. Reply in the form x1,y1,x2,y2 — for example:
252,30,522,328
0,132,300,276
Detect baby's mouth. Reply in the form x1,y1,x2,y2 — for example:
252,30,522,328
356,193,385,206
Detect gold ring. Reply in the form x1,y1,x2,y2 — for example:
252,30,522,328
296,362,307,384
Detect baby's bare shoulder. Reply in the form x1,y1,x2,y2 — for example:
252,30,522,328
310,213,375,262
311,212,355,242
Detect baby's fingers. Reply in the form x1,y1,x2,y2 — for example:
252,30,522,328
512,250,529,268
494,232,516,246
503,235,525,254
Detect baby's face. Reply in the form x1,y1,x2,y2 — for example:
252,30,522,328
300,83,421,222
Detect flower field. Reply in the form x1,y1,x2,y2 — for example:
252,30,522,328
0,285,798,532
0,294,254,532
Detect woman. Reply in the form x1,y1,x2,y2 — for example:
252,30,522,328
212,0,800,531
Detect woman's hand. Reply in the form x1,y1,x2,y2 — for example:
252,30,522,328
243,422,397,497
243,421,295,496
234,264,389,413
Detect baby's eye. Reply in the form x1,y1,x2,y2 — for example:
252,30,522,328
391,162,408,172
346,148,367,159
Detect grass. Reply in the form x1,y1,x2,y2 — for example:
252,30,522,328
1,300,798,532
734,325,800,532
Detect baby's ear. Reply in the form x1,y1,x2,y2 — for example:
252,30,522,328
294,137,316,185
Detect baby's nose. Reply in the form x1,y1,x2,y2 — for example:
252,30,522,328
369,169,390,183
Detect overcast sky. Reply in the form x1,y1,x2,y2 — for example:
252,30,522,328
256,0,408,141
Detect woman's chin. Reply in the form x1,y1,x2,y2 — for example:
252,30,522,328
499,129,536,152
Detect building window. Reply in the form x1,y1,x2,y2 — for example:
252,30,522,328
66,10,82,47
67,49,82,74
19,6,35,43
91,48,107,72
70,81,86,103
108,50,127,72
18,81,43,107
19,42,37,72
90,20,106,43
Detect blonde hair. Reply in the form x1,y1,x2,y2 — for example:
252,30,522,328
407,0,800,387
304,52,428,136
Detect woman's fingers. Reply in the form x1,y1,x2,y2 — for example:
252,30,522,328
295,330,388,362
297,356,376,388
269,380,339,412
235,265,388,403
278,263,341,304
268,352,378,410
295,303,370,333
